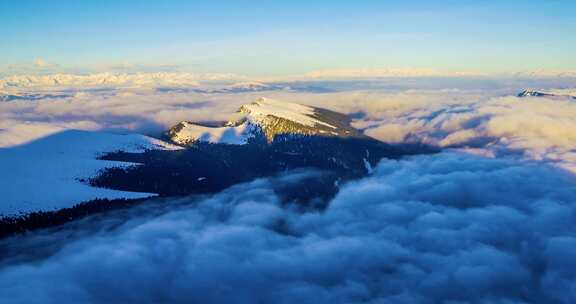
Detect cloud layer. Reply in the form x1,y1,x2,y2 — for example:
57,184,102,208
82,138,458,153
2,76,576,302
2,75,576,173
350,94,576,172
0,90,249,146
1,153,576,303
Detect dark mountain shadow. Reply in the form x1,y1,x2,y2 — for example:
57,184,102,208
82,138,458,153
91,134,439,204
0,129,438,239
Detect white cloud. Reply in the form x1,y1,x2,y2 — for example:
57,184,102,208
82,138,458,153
0,90,249,146
1,153,575,303
1,75,576,302
351,95,576,172
33,58,56,68
2,75,576,173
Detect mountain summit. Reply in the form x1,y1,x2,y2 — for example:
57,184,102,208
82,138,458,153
517,89,550,97
93,98,436,205
168,98,362,145
517,89,576,99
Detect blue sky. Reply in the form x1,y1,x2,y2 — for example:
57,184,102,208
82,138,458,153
1,0,575,75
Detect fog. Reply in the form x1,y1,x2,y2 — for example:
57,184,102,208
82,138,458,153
1,153,576,303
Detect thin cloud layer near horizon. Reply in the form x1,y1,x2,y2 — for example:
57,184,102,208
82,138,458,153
2,0,576,76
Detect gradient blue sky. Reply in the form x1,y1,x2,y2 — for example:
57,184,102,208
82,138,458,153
1,0,575,75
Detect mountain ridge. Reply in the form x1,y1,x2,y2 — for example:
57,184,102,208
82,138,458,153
168,97,364,145
517,89,576,99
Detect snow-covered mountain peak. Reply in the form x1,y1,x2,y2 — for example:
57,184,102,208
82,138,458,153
517,88,576,99
168,98,362,145
239,97,337,129
517,89,546,97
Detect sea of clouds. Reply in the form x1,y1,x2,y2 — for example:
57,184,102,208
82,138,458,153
1,73,576,303
1,75,576,171
1,154,576,303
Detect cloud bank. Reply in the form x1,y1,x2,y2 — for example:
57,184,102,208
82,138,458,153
1,153,576,303
2,75,576,173
0,90,249,146
348,94,576,172
1,74,576,302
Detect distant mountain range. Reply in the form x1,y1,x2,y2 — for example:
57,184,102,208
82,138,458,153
0,73,222,89
4,71,576,90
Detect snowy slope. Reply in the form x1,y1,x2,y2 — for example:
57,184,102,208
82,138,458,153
169,121,256,145
239,97,337,129
0,129,179,216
